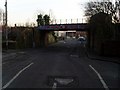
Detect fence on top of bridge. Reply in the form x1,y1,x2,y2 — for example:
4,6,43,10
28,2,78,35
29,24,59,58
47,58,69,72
49,18,87,24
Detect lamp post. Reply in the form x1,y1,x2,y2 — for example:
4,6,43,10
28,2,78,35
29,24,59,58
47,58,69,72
5,0,8,50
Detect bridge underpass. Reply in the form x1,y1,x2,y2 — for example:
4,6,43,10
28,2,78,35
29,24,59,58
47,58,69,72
37,23,89,47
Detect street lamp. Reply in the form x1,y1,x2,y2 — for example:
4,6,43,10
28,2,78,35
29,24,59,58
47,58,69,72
5,0,8,50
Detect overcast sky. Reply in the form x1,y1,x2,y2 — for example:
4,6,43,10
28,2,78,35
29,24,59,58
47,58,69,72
0,0,91,26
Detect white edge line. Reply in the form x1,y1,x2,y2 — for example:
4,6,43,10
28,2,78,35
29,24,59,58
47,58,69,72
2,62,34,89
89,65,109,90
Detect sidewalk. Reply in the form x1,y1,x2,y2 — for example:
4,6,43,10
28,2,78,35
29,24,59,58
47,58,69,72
2,49,26,60
86,50,120,64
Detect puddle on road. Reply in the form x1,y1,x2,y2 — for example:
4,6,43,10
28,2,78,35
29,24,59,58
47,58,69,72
47,76,79,88
70,55,79,58
17,52,26,54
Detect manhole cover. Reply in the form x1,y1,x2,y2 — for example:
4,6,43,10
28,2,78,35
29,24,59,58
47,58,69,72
47,76,79,88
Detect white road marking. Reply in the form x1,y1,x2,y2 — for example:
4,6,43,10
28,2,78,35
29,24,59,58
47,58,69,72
2,63,34,89
52,82,57,90
89,65,109,90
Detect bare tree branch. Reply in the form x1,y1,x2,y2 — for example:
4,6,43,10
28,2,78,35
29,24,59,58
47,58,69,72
84,0,120,23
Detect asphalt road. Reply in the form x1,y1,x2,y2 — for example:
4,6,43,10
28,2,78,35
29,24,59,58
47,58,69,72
2,38,120,89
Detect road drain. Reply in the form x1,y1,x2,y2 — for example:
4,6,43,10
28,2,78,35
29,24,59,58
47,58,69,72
47,76,79,88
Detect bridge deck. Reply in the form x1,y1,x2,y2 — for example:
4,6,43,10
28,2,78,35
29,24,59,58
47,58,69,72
37,23,88,31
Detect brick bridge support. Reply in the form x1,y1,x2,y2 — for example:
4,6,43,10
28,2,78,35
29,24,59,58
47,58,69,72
39,31,50,47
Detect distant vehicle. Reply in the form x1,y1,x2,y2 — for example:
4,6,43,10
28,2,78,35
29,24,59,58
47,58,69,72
72,36,76,39
77,37,86,45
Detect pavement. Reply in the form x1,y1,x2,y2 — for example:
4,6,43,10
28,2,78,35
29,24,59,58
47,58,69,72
86,49,120,64
2,49,27,63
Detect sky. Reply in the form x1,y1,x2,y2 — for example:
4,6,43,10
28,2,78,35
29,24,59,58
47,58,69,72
0,0,90,26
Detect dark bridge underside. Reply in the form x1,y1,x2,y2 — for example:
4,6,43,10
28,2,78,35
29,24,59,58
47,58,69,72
37,23,88,31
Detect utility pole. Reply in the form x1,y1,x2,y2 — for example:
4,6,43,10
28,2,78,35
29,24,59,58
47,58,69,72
82,18,83,23
118,1,120,23
77,18,78,23
5,0,8,50
3,13,5,26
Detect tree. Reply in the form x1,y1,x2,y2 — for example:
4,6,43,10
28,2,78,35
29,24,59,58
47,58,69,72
43,14,50,25
84,0,120,23
114,0,120,23
88,12,114,54
37,14,50,26
90,12,113,40
36,14,44,26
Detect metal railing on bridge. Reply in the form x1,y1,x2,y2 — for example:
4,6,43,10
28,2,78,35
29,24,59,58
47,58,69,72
49,18,87,24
